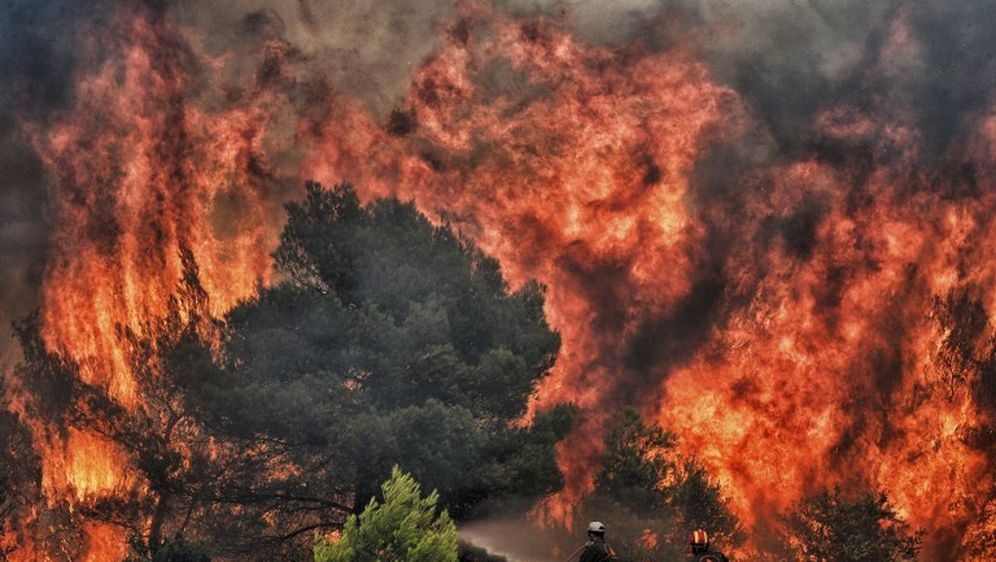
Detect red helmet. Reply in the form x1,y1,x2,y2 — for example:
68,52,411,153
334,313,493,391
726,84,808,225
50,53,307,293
690,529,710,548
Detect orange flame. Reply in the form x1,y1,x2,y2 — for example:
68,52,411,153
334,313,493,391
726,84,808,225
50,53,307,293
6,3,993,560
16,7,284,560
300,7,994,557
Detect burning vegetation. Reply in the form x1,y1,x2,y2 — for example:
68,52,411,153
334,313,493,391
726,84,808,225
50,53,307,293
0,1,994,560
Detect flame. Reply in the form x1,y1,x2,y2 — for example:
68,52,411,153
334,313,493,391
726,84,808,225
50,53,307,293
300,7,994,557
80,522,129,562
302,0,736,514
5,3,993,560
34,11,279,406
46,429,137,503
14,6,284,560
299,7,747,523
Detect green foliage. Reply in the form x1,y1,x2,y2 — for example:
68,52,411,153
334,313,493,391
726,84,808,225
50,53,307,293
186,181,564,520
579,410,742,562
781,490,922,562
314,467,458,562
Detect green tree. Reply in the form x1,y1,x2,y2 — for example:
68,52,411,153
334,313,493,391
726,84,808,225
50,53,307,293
184,182,565,523
780,490,922,562
314,466,458,562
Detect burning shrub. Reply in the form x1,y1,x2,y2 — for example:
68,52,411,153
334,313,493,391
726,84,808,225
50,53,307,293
778,490,923,562
0,471,9,562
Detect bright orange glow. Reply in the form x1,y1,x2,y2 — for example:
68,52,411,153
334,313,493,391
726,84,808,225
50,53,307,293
4,4,992,561
299,7,994,558
81,521,129,562
8,7,285,559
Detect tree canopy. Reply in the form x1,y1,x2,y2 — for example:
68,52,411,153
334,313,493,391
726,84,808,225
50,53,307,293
183,182,565,523
779,490,922,562
314,466,458,562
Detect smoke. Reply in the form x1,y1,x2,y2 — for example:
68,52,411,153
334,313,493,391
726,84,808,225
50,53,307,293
160,0,897,125
459,518,571,562
0,117,45,369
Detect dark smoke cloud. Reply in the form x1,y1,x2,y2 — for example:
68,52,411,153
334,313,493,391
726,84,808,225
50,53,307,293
161,0,889,125
901,2,996,154
167,0,465,118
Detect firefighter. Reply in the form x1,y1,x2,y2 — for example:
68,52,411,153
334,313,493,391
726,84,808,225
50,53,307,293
566,521,617,562
689,529,729,562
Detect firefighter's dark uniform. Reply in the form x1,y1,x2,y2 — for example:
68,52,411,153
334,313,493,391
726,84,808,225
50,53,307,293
578,537,616,562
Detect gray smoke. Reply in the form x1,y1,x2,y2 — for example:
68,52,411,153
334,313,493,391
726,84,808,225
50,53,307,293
161,0,895,124
460,517,572,562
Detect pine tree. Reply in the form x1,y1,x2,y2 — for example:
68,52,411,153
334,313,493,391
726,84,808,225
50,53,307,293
315,467,458,562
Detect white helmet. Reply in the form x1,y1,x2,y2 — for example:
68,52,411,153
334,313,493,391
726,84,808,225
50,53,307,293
587,521,606,535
